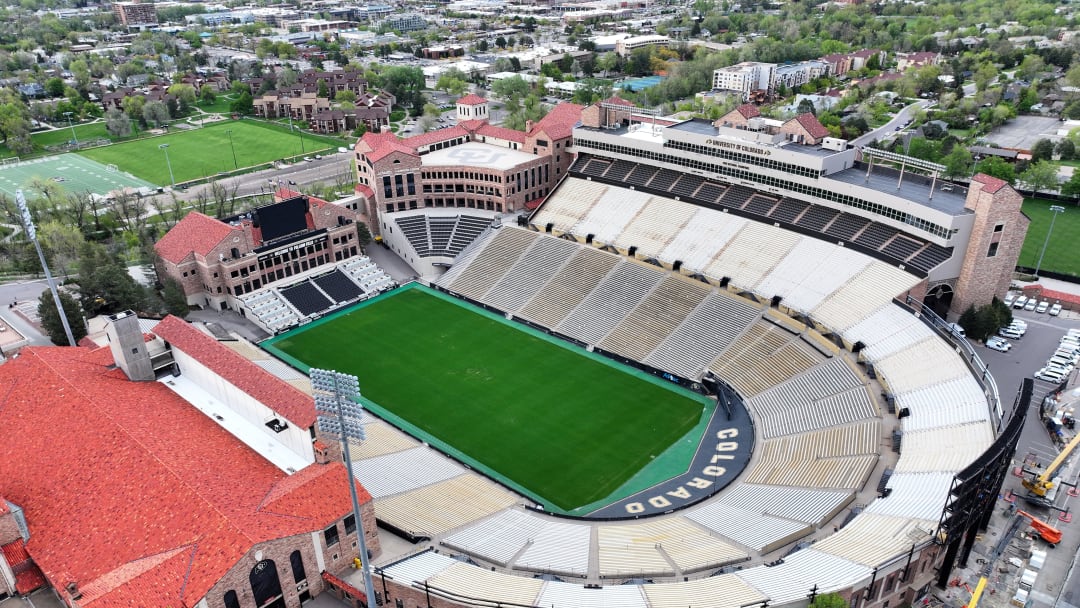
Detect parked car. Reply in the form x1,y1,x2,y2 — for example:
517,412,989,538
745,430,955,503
1004,293,1016,306
947,322,966,338
1050,303,1062,316
986,337,1011,352
1025,299,1038,311
1035,367,1067,383
1011,319,1028,330
1036,300,1049,313
1013,296,1028,309
999,327,1024,340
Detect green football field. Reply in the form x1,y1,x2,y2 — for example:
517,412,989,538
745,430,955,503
78,120,342,185
265,285,710,512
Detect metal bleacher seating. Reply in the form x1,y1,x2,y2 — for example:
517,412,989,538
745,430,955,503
279,282,333,316
483,237,579,313
648,169,682,193
625,164,659,187
744,194,778,217
880,235,923,263
447,228,539,300
795,205,839,232
396,215,430,256
580,156,612,178
605,159,636,182
427,216,456,254
670,174,704,199
853,223,898,251
907,243,953,273
313,269,363,303
769,198,810,224
719,185,755,209
556,261,664,345
449,215,492,255
516,247,620,329
823,213,871,241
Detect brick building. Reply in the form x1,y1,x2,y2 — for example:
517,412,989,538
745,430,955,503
714,106,832,146
0,313,379,608
154,194,363,311
113,0,156,26
352,98,583,277
951,174,1030,313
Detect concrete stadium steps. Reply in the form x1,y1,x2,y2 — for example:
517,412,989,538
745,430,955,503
554,260,665,345
482,237,580,314
445,227,538,300
516,246,621,329
644,291,761,380
597,275,710,362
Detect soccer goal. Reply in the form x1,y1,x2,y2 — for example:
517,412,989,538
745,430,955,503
1,157,20,167
105,163,118,173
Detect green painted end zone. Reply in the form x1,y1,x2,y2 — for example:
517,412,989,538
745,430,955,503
264,284,712,513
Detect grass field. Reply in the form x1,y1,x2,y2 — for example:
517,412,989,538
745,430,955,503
1019,198,1080,278
0,154,155,198
79,120,343,185
265,285,709,512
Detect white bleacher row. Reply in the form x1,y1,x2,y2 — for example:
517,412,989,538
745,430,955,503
897,376,991,432
482,237,579,313
446,228,538,300
538,178,608,233
756,239,872,315
718,484,853,526
894,421,995,473
644,291,761,379
745,359,875,438
576,187,651,245
811,262,921,332
843,303,937,361
518,246,620,328
555,260,665,345
354,446,466,498
684,502,813,553
706,222,802,292
873,337,971,394
744,420,881,489
658,206,747,272
597,518,747,577
612,196,698,256
440,508,592,576
598,275,710,362
374,475,520,539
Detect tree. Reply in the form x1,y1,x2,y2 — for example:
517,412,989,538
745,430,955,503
1061,171,1080,199
796,98,816,115
435,68,469,97
317,78,330,98
1031,138,1055,162
143,100,170,127
1057,138,1075,161
491,75,531,100
230,91,253,115
45,76,65,97
1019,160,1060,196
199,84,217,105
168,84,197,114
37,289,86,346
104,108,132,138
76,243,150,316
38,220,85,277
162,277,189,317
356,222,372,247
279,67,299,87
810,593,848,608
123,94,146,126
974,156,1016,185
597,52,618,78
941,146,973,179
495,36,507,49
0,89,34,155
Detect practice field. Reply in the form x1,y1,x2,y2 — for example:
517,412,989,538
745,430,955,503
265,285,711,512
1019,197,1080,278
79,120,342,185
0,154,155,198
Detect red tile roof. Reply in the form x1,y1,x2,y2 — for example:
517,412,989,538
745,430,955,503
456,93,487,106
153,212,237,265
405,125,470,148
735,103,760,119
0,345,361,608
2,539,30,564
793,113,830,139
153,315,316,428
602,96,634,107
529,102,583,141
355,183,374,198
323,572,367,605
476,123,526,143
973,173,1008,194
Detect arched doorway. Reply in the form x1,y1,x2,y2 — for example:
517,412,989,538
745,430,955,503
250,559,286,608
924,283,954,317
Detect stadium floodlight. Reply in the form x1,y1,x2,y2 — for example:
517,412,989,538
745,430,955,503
1034,205,1065,279
16,190,75,346
310,367,378,605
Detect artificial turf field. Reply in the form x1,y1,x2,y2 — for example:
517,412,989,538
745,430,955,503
265,284,711,512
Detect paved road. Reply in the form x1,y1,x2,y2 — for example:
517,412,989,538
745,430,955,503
0,278,62,347
849,100,933,148
172,152,354,203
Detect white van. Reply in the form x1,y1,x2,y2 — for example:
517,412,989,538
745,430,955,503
1036,367,1066,383
947,322,966,338
1013,295,1028,309
1000,327,1024,340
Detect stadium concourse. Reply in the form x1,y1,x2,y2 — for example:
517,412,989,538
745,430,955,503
347,215,995,606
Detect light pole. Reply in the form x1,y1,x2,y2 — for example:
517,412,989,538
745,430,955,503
310,368,379,607
63,111,78,146
1034,205,1066,278
16,190,75,346
225,129,238,170
159,143,175,187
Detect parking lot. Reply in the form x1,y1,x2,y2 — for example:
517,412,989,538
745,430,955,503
983,115,1065,150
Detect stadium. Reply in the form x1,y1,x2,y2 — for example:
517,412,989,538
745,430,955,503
145,96,1030,608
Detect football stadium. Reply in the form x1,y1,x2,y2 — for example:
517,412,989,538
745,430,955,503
141,97,1030,608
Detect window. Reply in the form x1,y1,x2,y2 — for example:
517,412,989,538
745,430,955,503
290,550,307,583
994,223,1004,232
324,524,339,547
223,590,240,608
987,241,999,257
345,514,356,535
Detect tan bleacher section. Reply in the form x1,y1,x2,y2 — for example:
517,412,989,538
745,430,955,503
812,262,921,332
598,519,746,578
708,322,822,396
375,475,519,538
613,196,699,259
347,422,419,459
447,228,538,300
517,247,619,328
812,512,936,568
705,222,801,290
535,178,608,235
427,562,544,607
744,419,881,489
598,275,711,362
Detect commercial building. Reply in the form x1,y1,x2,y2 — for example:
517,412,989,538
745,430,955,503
712,61,776,101
154,194,364,311
112,0,156,26
352,95,583,278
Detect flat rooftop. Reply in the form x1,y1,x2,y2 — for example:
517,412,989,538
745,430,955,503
827,164,971,216
424,141,539,171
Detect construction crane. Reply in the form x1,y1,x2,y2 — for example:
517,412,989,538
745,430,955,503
1021,432,1080,507
1016,510,1063,547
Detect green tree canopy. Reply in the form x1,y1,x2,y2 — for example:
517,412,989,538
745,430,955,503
37,289,87,346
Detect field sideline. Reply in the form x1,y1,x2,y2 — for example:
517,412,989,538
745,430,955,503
78,120,343,185
1020,197,1080,278
265,284,711,512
